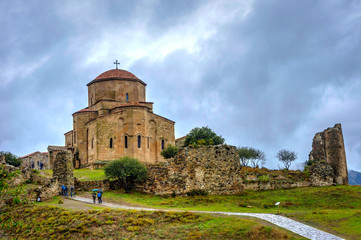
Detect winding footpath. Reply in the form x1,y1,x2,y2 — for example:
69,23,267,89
70,196,344,240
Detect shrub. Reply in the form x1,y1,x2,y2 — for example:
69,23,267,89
186,189,208,196
0,151,21,167
161,144,179,159
104,157,148,193
183,126,225,147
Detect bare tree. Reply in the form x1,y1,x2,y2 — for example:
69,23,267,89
276,149,297,170
249,148,266,168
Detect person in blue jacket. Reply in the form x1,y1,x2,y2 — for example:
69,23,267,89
61,184,65,195
97,191,102,204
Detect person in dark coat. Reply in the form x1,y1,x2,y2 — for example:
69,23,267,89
65,186,69,197
97,191,102,204
92,191,97,203
70,187,75,197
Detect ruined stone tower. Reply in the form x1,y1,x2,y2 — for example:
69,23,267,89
309,123,348,184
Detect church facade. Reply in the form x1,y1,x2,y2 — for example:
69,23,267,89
64,68,175,168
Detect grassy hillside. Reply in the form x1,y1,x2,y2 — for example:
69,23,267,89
78,185,361,239
0,204,305,240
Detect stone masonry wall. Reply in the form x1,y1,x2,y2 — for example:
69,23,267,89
309,124,348,184
135,145,336,195
53,151,74,188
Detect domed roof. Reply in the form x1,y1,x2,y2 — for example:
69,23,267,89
87,69,146,86
95,69,139,80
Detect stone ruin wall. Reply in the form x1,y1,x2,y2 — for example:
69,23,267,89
135,145,337,195
53,151,74,188
309,123,348,184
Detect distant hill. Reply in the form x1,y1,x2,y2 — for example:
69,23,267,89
349,170,361,185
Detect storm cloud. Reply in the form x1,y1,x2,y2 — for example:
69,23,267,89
1,0,360,171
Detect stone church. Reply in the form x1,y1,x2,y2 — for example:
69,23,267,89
63,68,175,168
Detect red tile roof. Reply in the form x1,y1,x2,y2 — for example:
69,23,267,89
20,151,41,159
87,69,146,86
73,108,97,115
95,69,139,80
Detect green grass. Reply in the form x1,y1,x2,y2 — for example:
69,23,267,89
77,185,361,239
39,169,106,181
73,169,105,181
0,205,305,239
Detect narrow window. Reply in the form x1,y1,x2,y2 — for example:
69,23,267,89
125,136,128,148
109,138,113,148
91,97,93,105
126,93,129,102
138,135,141,148
74,131,76,143
161,139,165,150
91,138,94,149
147,137,149,149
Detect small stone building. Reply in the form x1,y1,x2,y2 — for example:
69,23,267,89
20,151,49,170
64,68,175,168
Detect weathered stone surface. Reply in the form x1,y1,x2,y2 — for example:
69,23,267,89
0,155,5,165
53,151,74,188
309,160,335,186
309,124,348,184
28,178,60,202
73,144,336,195
133,144,335,195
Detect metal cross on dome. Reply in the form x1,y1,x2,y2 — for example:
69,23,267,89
113,60,120,69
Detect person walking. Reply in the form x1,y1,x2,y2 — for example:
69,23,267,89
70,187,75,197
65,186,69,197
61,184,65,196
97,191,102,204
92,191,97,204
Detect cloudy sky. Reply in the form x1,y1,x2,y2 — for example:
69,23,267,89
1,0,360,171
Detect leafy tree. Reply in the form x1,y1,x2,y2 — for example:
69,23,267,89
0,151,21,167
104,157,148,193
237,147,253,167
237,147,266,167
277,149,297,170
161,144,179,159
183,126,225,147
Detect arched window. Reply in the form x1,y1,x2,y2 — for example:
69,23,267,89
109,138,113,148
124,136,128,148
90,97,93,105
126,93,129,102
138,135,141,148
161,139,165,150
147,137,150,149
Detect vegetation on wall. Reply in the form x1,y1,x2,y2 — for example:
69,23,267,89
0,165,26,207
104,157,148,193
0,151,21,167
183,126,225,147
161,144,179,159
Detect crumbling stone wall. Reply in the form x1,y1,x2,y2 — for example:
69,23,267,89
134,144,336,195
53,151,74,188
309,124,348,184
